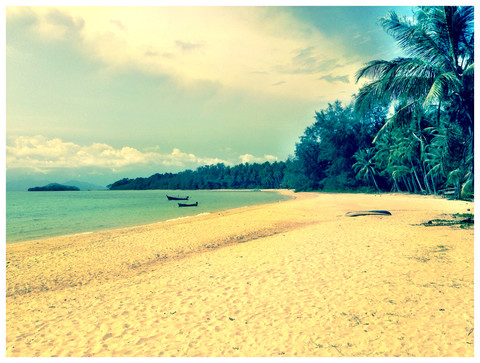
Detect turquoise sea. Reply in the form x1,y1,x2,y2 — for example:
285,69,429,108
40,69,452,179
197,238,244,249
6,190,290,244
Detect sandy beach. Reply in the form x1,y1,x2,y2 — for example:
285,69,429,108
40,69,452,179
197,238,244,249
6,191,474,357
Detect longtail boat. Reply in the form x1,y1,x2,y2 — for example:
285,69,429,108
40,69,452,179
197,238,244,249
166,195,189,201
178,202,198,207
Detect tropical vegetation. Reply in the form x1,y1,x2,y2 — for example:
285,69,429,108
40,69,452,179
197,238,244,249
353,6,474,199
290,5,474,198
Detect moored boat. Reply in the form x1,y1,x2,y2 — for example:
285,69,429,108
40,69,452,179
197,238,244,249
178,202,198,207
166,195,189,201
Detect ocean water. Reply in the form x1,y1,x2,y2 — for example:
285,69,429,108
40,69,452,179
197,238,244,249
5,190,290,243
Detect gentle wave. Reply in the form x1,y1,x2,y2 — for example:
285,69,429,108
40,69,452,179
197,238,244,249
165,212,211,223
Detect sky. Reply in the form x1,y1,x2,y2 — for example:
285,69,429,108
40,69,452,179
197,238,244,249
5,2,415,188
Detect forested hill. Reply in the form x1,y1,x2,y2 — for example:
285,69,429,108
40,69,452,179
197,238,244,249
108,162,291,190
28,183,80,191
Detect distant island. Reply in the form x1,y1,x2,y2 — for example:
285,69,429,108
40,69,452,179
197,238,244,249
7,179,107,191
28,183,80,191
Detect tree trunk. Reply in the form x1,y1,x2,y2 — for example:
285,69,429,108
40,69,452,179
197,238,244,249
412,166,425,193
370,173,380,192
421,161,433,194
430,173,437,194
424,173,433,194
437,100,442,125
455,180,461,199
393,177,401,192
402,176,412,193
411,174,419,193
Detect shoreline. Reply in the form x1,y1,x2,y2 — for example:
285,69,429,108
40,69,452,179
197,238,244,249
6,192,474,357
6,189,295,245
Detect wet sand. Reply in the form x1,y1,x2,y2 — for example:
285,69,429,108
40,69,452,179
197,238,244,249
6,191,474,357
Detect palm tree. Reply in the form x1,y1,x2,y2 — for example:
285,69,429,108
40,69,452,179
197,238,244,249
353,148,381,191
354,6,474,198
389,165,412,192
355,6,473,128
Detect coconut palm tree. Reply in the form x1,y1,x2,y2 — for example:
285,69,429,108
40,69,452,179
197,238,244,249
355,6,474,140
354,6,474,199
353,148,381,191
355,6,473,130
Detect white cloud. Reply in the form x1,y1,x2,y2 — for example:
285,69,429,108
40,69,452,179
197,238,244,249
153,148,228,167
6,135,230,173
239,153,278,164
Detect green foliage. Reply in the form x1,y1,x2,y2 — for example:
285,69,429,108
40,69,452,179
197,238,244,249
353,148,380,191
353,5,474,199
291,101,387,191
108,161,289,190
356,7,473,122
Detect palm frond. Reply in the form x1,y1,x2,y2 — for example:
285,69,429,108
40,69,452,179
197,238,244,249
372,101,417,143
355,60,393,83
423,71,462,105
463,62,474,76
354,80,388,114
387,75,434,100
379,11,452,70
356,57,436,83
391,165,411,179
356,57,439,112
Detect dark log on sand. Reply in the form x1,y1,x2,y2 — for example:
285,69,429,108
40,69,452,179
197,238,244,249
346,210,392,217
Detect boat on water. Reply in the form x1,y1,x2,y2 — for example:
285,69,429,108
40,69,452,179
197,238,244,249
166,195,189,201
178,202,198,207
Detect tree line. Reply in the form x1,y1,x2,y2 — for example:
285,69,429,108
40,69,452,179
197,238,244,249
109,6,473,199
108,162,291,190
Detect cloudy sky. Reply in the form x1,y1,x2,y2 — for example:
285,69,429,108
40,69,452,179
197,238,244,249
5,2,414,187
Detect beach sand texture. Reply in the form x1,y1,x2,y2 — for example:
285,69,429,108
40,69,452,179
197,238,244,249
6,191,474,357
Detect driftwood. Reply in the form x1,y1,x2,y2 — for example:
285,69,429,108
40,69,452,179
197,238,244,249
346,210,392,217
